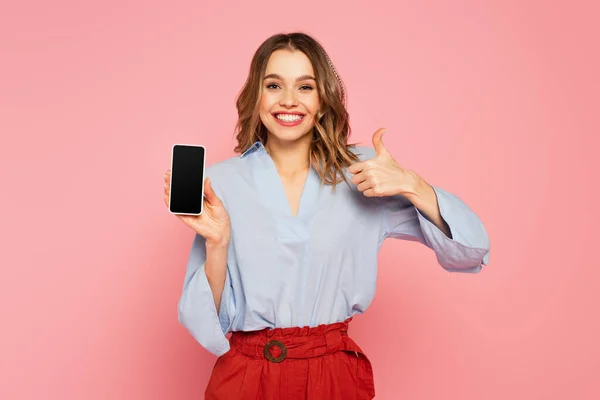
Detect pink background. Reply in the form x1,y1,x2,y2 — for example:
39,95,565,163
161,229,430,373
1,1,598,399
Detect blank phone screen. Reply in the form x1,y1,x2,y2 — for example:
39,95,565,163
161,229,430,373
169,144,205,215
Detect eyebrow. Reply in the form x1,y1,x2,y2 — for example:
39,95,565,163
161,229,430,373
263,74,316,82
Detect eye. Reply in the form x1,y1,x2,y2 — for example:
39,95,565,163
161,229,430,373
265,83,314,91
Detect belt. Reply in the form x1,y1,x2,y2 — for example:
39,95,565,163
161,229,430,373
228,317,375,399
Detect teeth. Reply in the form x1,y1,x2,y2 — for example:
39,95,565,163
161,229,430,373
276,114,303,122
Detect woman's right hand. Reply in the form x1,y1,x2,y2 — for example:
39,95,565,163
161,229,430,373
164,169,231,248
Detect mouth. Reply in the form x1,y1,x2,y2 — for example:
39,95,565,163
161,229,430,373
272,112,306,126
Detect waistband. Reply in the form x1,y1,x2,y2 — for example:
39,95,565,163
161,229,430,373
230,317,354,361
227,316,375,399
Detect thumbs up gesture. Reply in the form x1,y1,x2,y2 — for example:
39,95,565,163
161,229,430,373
348,128,421,198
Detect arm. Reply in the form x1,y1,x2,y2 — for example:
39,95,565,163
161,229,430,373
347,133,489,273
380,181,490,273
205,243,228,313
406,177,452,239
177,233,236,356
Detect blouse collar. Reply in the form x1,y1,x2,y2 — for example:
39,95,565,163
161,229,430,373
240,141,265,158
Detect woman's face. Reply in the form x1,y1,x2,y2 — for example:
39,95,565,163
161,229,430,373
259,49,320,144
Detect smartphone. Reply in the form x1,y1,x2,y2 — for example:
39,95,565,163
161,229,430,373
169,144,206,215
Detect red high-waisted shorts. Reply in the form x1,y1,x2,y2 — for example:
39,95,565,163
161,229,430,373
205,317,375,399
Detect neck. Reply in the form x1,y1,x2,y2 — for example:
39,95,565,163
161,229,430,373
265,134,311,175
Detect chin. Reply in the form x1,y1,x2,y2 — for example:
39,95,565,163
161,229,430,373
267,123,314,142
270,129,312,143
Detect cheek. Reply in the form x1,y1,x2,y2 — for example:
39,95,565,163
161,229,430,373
259,96,269,113
307,93,320,115
258,96,271,126
260,92,277,112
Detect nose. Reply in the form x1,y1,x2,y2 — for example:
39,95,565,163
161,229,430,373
279,88,298,107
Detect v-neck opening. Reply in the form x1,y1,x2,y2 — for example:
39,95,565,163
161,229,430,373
250,144,320,221
266,154,314,220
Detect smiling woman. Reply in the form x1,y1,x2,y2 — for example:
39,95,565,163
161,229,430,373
233,33,360,190
260,52,319,138
168,31,491,400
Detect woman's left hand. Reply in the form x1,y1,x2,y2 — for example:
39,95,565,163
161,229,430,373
348,128,422,198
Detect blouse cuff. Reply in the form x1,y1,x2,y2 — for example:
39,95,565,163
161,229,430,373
416,186,490,271
178,261,231,357
218,269,235,334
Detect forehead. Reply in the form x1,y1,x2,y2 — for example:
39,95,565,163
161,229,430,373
264,49,315,78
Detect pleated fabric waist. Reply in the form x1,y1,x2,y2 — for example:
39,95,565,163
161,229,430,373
231,317,360,360
204,317,375,400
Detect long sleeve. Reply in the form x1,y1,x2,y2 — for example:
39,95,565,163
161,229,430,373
380,185,490,273
177,233,236,356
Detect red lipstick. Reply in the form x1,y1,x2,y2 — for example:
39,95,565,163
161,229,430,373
272,112,305,127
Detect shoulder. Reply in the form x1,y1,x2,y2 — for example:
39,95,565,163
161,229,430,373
349,145,376,162
204,155,243,180
203,155,244,200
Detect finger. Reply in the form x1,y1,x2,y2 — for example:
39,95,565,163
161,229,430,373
372,128,388,157
203,177,222,206
363,188,377,197
348,160,367,175
350,171,367,186
357,180,373,192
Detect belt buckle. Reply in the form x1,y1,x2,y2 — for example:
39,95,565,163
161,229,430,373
263,339,287,363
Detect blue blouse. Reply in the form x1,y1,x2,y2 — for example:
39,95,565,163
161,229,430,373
177,141,490,357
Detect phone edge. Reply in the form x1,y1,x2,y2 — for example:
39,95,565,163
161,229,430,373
168,143,206,216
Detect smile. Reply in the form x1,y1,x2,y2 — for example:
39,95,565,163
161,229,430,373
274,113,304,122
273,113,305,127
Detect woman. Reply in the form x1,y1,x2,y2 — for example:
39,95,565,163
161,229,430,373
163,32,490,399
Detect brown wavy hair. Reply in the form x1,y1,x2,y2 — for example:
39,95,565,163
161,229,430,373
233,32,359,190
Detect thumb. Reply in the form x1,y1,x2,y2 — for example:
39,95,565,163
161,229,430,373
203,177,222,206
372,128,388,157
